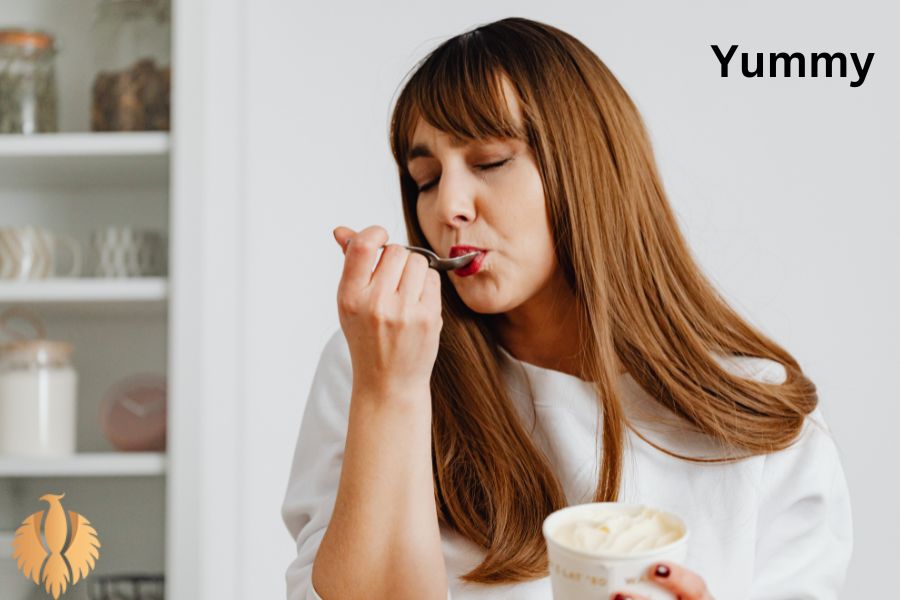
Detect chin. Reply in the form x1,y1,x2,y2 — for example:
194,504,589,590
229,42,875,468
453,287,515,315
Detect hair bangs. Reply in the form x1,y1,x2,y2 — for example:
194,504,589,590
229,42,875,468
391,34,527,172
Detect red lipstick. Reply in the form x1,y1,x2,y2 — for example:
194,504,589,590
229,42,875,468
449,245,487,277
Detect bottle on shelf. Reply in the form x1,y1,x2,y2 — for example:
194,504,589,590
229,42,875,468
0,29,59,134
91,0,171,132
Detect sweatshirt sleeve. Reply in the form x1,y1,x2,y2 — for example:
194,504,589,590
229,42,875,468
749,407,853,599
280,328,453,600
280,328,353,600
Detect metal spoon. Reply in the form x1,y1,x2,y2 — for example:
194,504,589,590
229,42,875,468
393,245,479,271
343,239,479,271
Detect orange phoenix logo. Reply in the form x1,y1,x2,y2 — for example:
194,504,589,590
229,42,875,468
11,493,101,599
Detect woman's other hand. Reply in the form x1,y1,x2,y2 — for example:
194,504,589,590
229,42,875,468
610,562,715,600
333,225,443,401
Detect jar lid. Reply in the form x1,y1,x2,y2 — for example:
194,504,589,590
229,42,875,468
0,29,56,52
0,339,72,363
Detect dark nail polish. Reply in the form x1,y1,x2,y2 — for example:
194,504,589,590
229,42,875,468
613,595,631,600
654,564,671,578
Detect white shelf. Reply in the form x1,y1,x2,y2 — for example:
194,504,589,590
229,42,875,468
0,277,168,315
0,132,169,188
0,132,169,156
0,452,166,477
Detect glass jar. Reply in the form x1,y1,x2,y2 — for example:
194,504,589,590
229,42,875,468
91,0,171,131
0,338,77,457
0,305,77,457
0,29,59,134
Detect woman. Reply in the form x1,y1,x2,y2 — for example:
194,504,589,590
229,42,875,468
281,17,852,600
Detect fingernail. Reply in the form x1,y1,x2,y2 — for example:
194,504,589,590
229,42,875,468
654,564,671,578
612,594,632,600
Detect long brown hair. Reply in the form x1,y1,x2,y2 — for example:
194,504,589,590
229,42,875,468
388,17,817,585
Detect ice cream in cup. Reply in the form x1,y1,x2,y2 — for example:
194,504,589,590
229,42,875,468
542,503,689,600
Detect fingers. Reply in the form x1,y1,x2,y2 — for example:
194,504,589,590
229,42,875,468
397,251,430,302
645,562,711,600
609,563,712,600
334,225,439,311
419,268,442,306
337,225,389,291
371,244,410,295
332,226,357,254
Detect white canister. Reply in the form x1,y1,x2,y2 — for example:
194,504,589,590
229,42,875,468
0,338,77,457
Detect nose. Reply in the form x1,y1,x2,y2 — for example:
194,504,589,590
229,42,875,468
433,168,476,228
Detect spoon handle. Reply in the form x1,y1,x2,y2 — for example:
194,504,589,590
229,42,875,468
343,239,472,271
402,245,447,270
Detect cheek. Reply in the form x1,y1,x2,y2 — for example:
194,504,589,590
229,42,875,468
506,185,554,259
415,201,436,244
518,236,557,289
509,190,556,289
492,207,555,294
503,161,549,233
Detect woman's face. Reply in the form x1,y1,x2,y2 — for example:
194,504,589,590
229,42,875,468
406,87,558,314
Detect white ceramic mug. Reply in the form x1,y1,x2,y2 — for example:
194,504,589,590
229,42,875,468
542,503,689,600
0,227,81,279
91,226,168,277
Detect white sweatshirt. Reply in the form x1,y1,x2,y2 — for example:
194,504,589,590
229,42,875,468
281,328,853,599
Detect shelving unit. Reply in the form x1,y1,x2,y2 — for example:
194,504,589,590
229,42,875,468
0,2,173,598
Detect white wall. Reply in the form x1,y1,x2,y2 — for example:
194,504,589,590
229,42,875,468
237,1,898,597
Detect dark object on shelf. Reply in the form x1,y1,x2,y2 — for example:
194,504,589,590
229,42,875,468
88,573,164,600
92,58,170,131
91,0,171,131
0,29,59,134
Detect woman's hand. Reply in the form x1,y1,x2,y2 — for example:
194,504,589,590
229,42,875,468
610,562,715,600
333,225,443,401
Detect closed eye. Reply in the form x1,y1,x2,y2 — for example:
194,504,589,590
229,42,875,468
477,158,512,171
416,158,512,193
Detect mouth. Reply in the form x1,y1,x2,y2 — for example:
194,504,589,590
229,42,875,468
449,245,488,277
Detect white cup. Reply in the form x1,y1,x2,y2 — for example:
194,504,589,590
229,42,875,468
91,226,167,277
542,503,689,600
0,227,81,279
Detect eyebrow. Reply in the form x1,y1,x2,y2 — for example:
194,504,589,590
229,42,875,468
406,136,469,164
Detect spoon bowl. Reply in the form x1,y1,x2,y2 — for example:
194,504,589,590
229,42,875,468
402,245,479,271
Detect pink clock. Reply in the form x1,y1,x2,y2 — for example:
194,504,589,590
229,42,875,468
99,373,167,451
